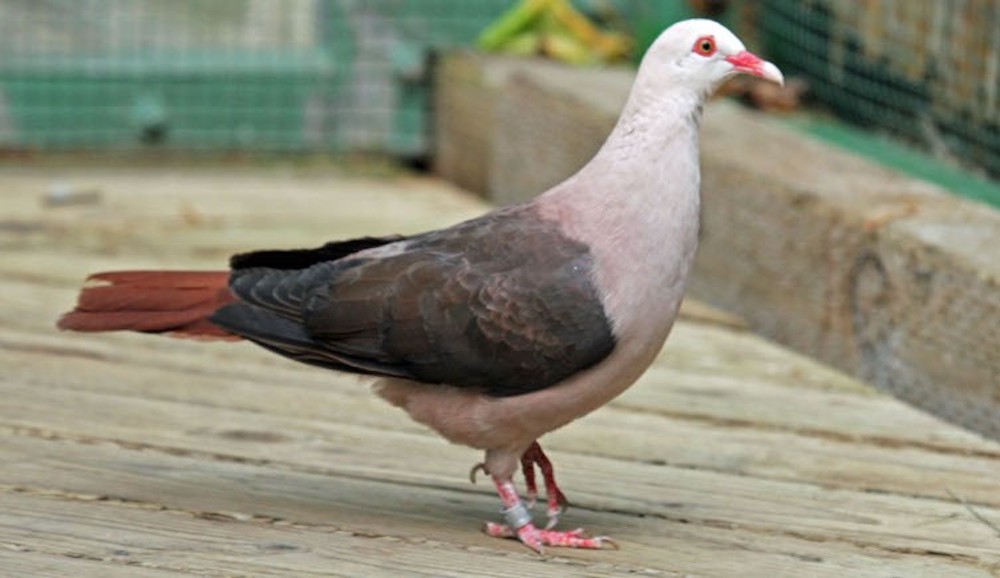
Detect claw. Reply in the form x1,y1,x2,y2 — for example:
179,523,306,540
484,453,613,552
469,462,488,484
486,476,615,553
546,488,569,522
482,520,516,539
482,521,617,552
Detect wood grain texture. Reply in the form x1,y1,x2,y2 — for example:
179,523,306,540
1,165,999,576
433,53,519,197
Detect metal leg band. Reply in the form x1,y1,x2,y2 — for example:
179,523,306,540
501,501,533,530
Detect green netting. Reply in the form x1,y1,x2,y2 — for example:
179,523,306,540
755,0,1000,180
2,0,999,181
0,0,520,155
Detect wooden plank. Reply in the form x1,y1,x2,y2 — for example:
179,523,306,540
433,53,517,197
696,103,1000,443
2,377,1000,565
2,490,638,578
4,269,997,457
4,165,1000,575
3,270,999,510
2,332,999,511
432,53,1000,442
488,64,629,207
0,168,486,267
5,289,1000,474
2,435,997,577
3,272,994,456
0,548,186,578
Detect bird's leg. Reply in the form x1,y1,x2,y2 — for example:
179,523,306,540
519,450,539,508
520,442,569,529
482,474,615,553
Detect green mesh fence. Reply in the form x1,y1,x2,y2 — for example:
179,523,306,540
2,0,999,180
754,0,1000,181
0,0,519,155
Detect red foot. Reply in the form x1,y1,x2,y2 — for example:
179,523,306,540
483,521,617,552
520,442,569,528
484,473,614,553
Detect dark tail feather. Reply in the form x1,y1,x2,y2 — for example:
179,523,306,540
57,271,240,341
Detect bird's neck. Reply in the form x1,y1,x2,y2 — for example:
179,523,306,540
534,80,705,346
599,83,703,169
539,81,705,224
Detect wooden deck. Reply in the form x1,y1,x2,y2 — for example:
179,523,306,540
2,164,999,577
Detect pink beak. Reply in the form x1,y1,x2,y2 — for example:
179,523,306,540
725,51,784,85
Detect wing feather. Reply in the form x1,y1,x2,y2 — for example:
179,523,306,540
213,207,616,397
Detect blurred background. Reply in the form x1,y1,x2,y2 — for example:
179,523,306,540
0,0,997,197
2,7,999,571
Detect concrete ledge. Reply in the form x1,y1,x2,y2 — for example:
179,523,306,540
433,52,1000,441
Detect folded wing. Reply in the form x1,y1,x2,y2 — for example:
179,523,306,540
211,207,616,396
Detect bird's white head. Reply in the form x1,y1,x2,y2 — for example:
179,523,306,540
640,19,783,97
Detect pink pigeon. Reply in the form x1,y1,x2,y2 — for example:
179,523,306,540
58,19,783,552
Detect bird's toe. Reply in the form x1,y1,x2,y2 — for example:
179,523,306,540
483,521,616,552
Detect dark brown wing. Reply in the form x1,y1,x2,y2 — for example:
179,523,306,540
211,206,616,397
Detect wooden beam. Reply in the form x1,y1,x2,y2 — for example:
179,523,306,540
5,163,1000,575
432,53,1000,442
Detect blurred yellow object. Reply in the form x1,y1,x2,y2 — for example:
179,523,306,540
477,0,632,65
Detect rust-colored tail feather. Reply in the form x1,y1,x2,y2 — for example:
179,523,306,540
57,271,240,341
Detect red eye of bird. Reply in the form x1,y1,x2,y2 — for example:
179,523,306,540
693,35,716,56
